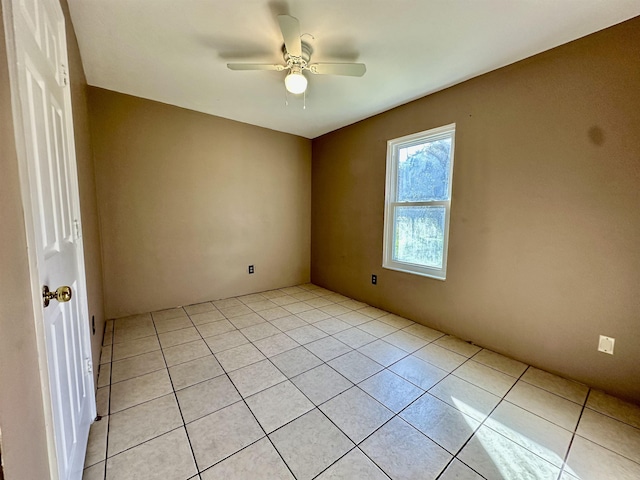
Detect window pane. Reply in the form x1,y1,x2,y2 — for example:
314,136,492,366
393,206,445,268
397,137,452,202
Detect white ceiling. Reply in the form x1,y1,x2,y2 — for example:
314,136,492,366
67,1,640,139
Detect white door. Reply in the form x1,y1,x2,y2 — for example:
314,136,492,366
4,0,96,478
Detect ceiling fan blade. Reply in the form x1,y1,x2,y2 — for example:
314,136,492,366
277,15,302,57
307,63,367,77
227,63,286,71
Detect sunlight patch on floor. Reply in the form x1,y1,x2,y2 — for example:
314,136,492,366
452,397,575,479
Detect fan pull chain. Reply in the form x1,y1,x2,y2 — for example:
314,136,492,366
283,84,306,109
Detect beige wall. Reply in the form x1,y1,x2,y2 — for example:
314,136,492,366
89,88,312,318
0,0,104,476
311,18,640,402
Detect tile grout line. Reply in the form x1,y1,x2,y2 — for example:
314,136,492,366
105,341,259,469
557,387,591,480
422,348,591,435
309,387,398,479
312,447,392,480
267,331,453,479
434,364,533,479
265,351,391,479
182,305,299,479
152,306,202,478
100,345,195,462
201,315,401,479
205,344,299,477
258,357,328,480
236,317,388,477
312,390,421,480
100,321,114,480
560,390,640,469
403,353,479,479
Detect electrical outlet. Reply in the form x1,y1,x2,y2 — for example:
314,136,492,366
598,335,615,355
372,274,377,285
248,265,254,274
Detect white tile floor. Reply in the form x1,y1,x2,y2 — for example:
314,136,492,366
83,284,640,480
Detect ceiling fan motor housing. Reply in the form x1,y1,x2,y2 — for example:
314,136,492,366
283,41,313,68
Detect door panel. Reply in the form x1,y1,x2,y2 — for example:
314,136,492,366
25,60,60,254
46,308,72,472
51,100,73,242
18,0,40,45
7,0,97,478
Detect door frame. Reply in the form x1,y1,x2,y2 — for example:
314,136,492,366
2,0,94,478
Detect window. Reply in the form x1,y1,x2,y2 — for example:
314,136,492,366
383,124,456,280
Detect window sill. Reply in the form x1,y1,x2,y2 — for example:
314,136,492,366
382,263,446,281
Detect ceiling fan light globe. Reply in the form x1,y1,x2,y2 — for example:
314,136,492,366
285,72,307,94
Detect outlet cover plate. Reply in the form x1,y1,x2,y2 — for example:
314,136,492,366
598,335,615,355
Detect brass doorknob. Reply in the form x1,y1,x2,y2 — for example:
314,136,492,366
43,285,73,308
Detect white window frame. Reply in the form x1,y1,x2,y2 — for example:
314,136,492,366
383,123,456,280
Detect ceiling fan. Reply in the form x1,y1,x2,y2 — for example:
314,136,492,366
227,15,366,95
